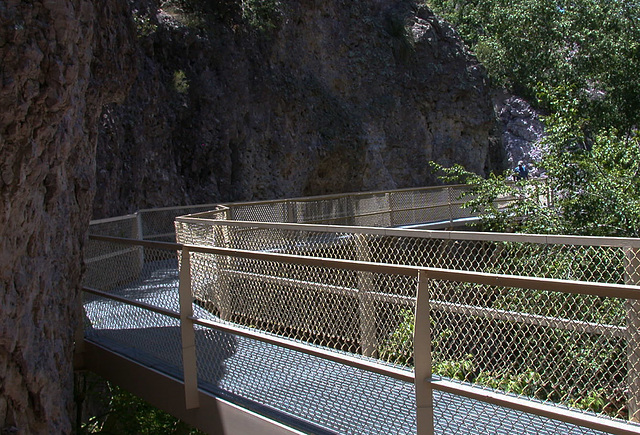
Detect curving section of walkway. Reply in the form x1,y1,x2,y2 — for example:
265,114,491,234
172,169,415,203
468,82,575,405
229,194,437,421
82,260,605,435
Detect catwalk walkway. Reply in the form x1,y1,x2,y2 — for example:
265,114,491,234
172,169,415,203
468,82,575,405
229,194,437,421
82,259,605,435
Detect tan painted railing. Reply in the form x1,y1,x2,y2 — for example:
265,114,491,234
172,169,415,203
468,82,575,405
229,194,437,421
82,184,640,435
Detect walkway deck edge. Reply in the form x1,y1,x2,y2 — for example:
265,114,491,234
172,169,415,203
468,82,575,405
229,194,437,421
81,340,307,435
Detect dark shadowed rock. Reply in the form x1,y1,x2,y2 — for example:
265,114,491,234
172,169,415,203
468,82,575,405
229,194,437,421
0,0,135,432
93,0,504,218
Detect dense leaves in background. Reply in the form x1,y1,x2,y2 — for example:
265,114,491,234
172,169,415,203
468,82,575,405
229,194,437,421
82,382,203,435
427,0,640,130
157,0,283,30
427,0,640,237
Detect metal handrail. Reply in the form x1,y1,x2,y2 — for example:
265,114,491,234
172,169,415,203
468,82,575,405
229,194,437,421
86,235,640,300
82,235,640,434
84,181,640,434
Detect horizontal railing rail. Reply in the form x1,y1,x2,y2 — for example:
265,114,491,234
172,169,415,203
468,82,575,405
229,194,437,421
84,183,640,434
82,235,640,435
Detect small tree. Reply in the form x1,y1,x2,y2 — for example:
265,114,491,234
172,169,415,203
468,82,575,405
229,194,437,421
426,0,640,238
431,118,640,238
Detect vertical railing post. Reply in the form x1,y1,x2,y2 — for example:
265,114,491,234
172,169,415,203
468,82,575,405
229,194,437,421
414,270,434,435
357,234,377,358
178,247,199,409
215,209,233,321
447,187,454,226
134,212,144,271
387,192,395,227
135,211,144,240
285,200,297,223
625,246,640,422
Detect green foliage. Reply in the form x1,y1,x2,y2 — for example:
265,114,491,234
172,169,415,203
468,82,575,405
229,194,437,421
540,105,640,237
156,0,245,30
161,0,284,31
570,389,609,414
379,304,627,417
434,354,476,383
132,11,158,38
426,0,640,131
425,1,640,238
431,123,640,238
379,309,415,366
161,0,239,18
429,161,550,233
173,70,190,94
475,369,546,397
82,383,202,434
241,0,283,31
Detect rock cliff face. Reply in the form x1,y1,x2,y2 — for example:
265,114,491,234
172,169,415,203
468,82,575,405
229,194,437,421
0,0,135,432
93,0,504,218
493,89,545,176
0,0,505,431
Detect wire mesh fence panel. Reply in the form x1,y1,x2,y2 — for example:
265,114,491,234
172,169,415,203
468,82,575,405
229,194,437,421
88,214,139,239
427,278,631,420
230,202,288,223
83,239,180,312
177,222,638,287
171,185,475,227
138,205,220,241
187,250,417,364
84,238,144,291
389,187,452,227
294,196,356,225
85,215,143,290
478,242,628,283
350,193,392,228
83,294,184,379
175,218,640,426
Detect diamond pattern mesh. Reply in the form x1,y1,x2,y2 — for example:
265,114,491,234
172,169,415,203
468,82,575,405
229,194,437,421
175,189,640,426
84,186,640,433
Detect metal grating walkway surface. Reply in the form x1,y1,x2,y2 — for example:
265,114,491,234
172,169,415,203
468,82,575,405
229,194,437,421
82,261,607,435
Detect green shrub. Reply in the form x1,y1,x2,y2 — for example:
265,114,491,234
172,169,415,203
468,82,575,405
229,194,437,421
378,297,627,418
434,355,476,383
173,70,189,94
378,308,415,366
132,11,158,37
82,383,203,434
241,0,282,31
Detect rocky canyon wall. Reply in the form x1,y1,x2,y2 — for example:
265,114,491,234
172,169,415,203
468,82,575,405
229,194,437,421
0,0,135,432
0,0,506,431
93,0,504,218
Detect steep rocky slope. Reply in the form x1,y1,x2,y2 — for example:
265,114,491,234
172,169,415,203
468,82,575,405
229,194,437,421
93,0,505,218
0,0,135,432
0,0,511,432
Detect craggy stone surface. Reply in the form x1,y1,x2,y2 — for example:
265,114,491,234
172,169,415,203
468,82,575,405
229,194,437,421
93,0,504,218
0,0,135,432
0,0,508,431
494,90,545,176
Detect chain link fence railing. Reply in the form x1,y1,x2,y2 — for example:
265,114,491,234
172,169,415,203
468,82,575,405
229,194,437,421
173,185,640,429
82,238,184,380
83,185,640,434
180,185,475,227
